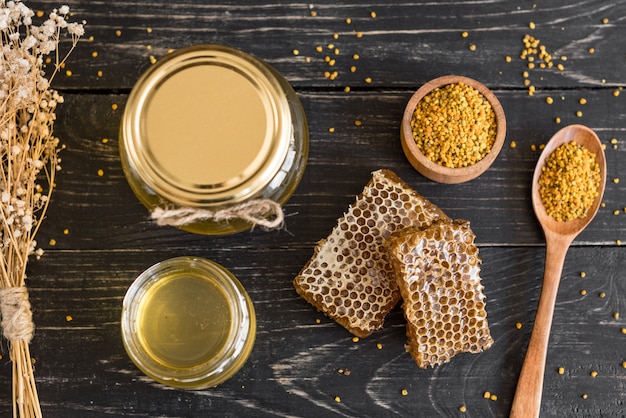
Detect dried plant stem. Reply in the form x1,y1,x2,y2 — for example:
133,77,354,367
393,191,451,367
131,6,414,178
0,2,84,416
12,341,41,418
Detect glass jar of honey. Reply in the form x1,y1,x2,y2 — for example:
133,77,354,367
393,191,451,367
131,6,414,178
121,256,256,389
119,44,308,234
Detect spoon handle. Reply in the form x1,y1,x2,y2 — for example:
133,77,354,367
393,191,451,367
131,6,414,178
510,233,572,418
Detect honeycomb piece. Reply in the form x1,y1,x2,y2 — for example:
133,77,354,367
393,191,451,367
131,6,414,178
388,219,493,368
293,169,449,338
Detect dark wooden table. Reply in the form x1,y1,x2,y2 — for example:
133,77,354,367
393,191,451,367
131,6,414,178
1,1,625,416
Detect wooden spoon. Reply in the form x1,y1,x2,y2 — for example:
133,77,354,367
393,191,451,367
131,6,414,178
510,124,606,418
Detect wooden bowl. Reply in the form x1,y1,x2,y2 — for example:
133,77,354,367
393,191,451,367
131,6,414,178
400,75,506,184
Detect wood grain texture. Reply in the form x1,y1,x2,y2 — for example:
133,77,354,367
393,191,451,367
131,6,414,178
0,246,624,417
26,0,626,91
0,0,623,417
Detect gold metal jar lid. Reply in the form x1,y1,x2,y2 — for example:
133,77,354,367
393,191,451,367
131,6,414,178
121,44,291,207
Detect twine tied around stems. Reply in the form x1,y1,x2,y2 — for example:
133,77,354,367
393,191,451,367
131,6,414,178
151,199,285,230
0,287,34,343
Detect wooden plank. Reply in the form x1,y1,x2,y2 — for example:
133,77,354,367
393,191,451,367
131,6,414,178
0,245,622,417
35,90,626,251
26,0,626,91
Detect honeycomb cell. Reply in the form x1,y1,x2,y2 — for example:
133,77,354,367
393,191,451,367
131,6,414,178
388,219,493,368
293,169,449,338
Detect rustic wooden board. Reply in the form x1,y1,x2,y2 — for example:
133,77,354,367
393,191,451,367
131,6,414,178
32,90,626,249
25,0,626,92
0,0,624,417
0,245,622,417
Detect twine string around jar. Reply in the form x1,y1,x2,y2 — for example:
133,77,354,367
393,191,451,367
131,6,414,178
0,286,34,343
151,199,284,230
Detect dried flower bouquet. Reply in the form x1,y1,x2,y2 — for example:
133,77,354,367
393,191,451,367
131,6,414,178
0,1,83,417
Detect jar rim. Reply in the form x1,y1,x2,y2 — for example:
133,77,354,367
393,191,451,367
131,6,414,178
121,256,256,389
121,44,291,208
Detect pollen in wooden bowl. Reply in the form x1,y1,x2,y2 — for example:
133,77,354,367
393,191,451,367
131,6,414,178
400,75,506,184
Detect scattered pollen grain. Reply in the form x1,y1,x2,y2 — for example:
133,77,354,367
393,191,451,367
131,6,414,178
538,141,601,221
410,82,496,168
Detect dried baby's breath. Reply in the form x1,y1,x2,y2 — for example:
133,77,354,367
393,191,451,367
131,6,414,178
0,1,83,417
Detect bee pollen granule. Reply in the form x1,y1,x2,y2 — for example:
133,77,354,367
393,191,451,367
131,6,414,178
538,141,601,221
410,82,497,168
